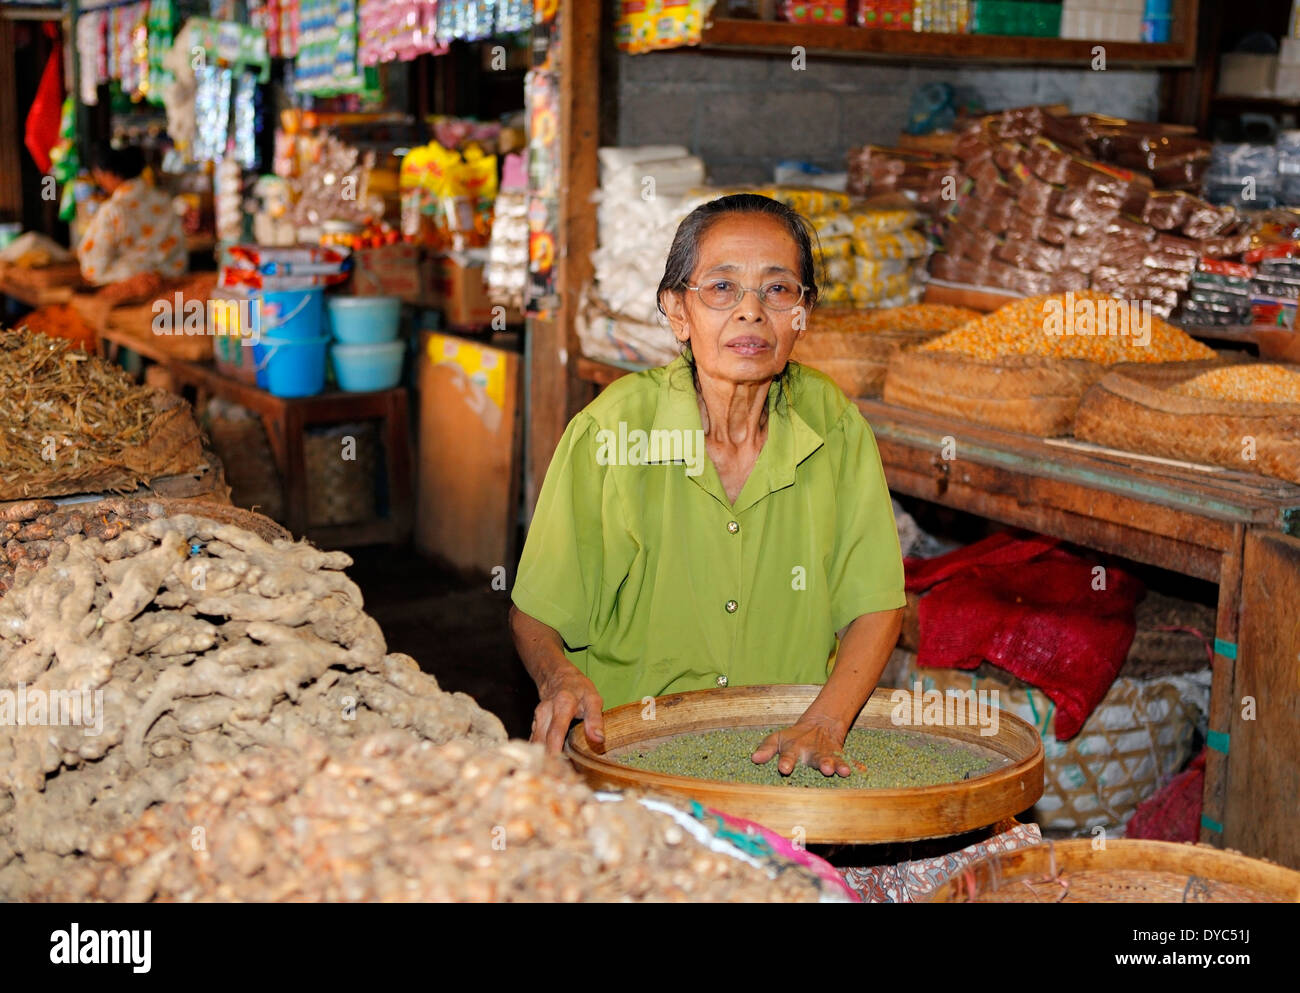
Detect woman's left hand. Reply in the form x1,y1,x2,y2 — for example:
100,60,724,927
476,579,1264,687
750,715,852,777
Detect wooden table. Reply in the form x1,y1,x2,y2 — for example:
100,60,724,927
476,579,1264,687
0,262,85,308
167,360,413,548
96,311,213,365
572,355,1300,868
856,398,1300,868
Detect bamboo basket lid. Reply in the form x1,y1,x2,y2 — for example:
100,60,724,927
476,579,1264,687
566,684,1044,845
928,838,1300,903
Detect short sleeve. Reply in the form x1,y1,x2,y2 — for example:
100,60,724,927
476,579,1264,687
826,407,906,630
512,413,618,650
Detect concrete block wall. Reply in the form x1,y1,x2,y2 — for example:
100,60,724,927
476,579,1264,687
615,51,1162,184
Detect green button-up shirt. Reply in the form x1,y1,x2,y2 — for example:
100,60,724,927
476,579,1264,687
512,356,905,709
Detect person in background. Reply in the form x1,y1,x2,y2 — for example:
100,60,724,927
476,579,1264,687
77,144,187,286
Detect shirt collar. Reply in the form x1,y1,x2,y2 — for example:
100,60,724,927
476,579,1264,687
651,355,824,512
111,178,146,203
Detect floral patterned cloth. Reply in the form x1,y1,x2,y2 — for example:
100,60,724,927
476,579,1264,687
77,178,187,286
839,818,1044,903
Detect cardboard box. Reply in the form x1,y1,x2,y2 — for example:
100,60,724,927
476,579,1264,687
351,243,422,302
431,254,522,328
1218,53,1278,97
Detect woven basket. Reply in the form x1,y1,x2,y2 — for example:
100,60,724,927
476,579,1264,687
794,329,939,398
888,652,1209,834
152,498,292,544
885,351,1236,438
1074,369,1300,486
305,422,378,527
928,839,1300,902
884,350,1105,435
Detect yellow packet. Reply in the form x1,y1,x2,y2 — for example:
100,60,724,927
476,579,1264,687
848,207,920,235
852,229,931,261
814,234,854,260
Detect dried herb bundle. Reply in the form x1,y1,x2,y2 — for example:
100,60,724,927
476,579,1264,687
0,330,156,487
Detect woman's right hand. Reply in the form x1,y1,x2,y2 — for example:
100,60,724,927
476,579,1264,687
532,669,605,754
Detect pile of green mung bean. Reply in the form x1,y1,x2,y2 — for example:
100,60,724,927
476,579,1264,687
614,727,994,789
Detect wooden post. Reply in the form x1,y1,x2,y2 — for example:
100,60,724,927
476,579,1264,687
523,0,600,517
0,17,22,224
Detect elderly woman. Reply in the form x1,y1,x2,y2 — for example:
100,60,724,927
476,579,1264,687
510,193,905,777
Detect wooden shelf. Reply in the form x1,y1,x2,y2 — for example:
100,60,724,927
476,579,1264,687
698,18,1196,67
1210,94,1300,109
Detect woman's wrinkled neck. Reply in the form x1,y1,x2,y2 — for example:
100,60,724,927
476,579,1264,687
694,366,771,447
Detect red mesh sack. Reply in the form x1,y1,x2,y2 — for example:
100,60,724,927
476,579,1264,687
1125,749,1206,843
905,531,1058,592
907,535,1142,739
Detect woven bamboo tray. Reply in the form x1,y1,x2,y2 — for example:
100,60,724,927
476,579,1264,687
794,329,940,399
566,684,1044,845
884,351,1236,438
1075,368,1300,486
152,498,291,543
928,838,1300,903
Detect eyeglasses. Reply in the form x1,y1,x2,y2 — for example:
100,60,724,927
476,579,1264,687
685,278,807,312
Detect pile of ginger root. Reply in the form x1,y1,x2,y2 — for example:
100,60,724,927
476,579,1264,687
37,731,829,903
0,508,504,900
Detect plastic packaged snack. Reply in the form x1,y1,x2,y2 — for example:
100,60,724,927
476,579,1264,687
993,142,1026,174
1024,137,1074,185
1181,201,1235,239
852,228,931,260
1141,190,1193,231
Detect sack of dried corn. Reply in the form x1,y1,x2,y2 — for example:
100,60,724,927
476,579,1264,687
793,304,980,398
883,291,1221,435
1074,363,1300,485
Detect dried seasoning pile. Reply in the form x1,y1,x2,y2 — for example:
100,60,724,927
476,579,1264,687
0,330,202,500
0,330,153,475
0,511,505,900
41,732,827,903
617,727,994,789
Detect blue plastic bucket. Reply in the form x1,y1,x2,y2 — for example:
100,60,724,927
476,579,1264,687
258,286,324,341
253,335,329,397
327,295,402,344
331,340,405,392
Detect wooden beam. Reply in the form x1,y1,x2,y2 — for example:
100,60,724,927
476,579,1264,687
524,0,601,517
698,16,1197,68
0,18,22,223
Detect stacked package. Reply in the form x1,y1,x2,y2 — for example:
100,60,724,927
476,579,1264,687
932,107,1240,318
846,145,960,216
806,197,931,308
1204,143,1278,210
1179,226,1300,330
584,147,706,365
1204,135,1300,209
590,146,706,328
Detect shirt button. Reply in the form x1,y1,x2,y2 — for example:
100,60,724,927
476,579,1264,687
716,675,729,687
725,599,738,613
726,520,739,534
